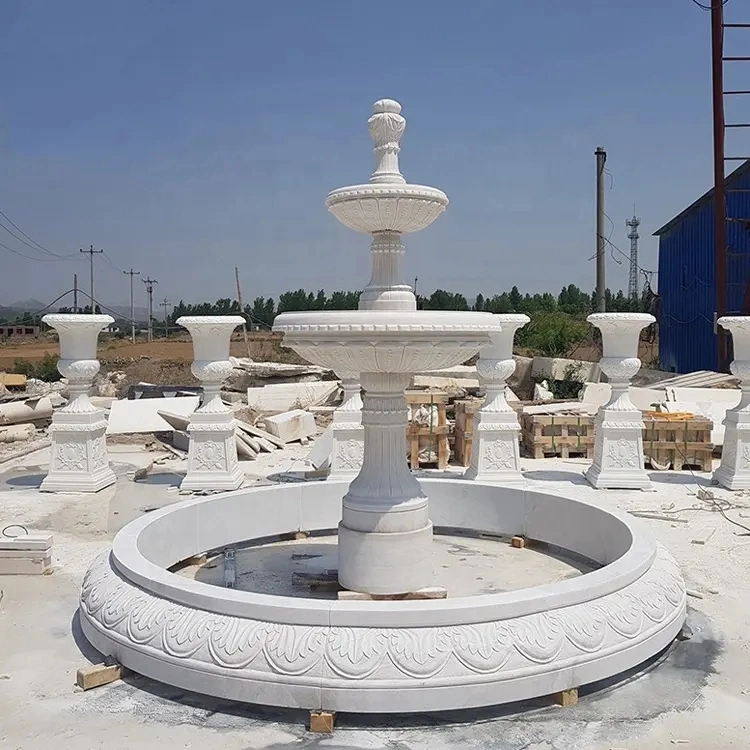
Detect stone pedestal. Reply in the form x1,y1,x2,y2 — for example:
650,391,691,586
338,372,432,595
713,316,750,489
585,313,655,490
178,316,245,492
329,371,364,479
465,315,529,483
40,314,117,493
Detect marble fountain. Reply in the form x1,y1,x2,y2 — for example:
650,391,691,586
78,99,686,714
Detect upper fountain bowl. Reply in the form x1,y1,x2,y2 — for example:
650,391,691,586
325,183,449,234
274,309,501,372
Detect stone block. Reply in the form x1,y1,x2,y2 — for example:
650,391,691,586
246,382,339,413
264,409,316,444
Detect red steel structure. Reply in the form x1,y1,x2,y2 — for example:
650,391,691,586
711,0,750,370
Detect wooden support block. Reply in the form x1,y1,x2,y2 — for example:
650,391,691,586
76,663,124,691
511,536,526,549
309,710,335,733
554,687,578,707
338,586,447,601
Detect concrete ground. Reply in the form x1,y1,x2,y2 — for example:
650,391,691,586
0,440,748,749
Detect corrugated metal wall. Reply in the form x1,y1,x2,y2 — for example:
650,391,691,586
657,167,750,373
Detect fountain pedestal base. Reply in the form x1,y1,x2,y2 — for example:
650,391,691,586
586,407,651,490
713,409,750,489
181,409,244,492
464,412,523,484
337,521,433,595
41,409,116,493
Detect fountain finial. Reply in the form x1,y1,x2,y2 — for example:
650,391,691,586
368,98,406,184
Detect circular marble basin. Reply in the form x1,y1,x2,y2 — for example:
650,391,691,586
325,184,449,234
273,310,502,372
79,479,686,714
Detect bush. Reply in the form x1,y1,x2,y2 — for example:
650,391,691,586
517,313,588,357
13,353,62,382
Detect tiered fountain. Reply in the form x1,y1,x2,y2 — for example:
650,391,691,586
79,99,686,715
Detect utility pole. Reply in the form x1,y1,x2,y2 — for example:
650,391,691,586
626,212,641,301
79,245,103,313
123,268,140,343
595,147,607,313
234,266,251,359
159,298,172,338
142,277,158,342
73,273,79,313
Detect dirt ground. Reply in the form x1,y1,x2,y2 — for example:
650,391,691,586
0,332,304,371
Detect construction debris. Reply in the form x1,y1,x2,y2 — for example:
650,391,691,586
264,409,317,444
0,396,53,426
106,396,200,435
0,424,37,443
0,533,53,575
246,381,339,412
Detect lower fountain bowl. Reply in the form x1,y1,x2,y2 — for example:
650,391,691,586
79,479,686,713
273,310,503,373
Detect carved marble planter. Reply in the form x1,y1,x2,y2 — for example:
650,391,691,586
585,313,655,490
713,316,750,489
178,316,245,492
465,314,529,483
329,370,364,480
40,314,116,493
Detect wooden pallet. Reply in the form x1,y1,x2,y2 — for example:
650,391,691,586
406,390,450,470
642,415,713,471
520,412,595,459
453,398,483,467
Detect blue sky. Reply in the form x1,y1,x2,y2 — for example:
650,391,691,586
0,0,744,310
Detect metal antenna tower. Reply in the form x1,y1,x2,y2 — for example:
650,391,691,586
626,212,640,300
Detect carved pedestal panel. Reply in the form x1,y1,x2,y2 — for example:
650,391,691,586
181,404,244,492
586,407,651,490
465,413,523,483
329,375,364,480
41,407,116,493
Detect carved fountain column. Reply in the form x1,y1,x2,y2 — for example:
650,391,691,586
40,314,116,493
464,314,529,483
178,316,245,492
329,370,364,479
585,313,655,490
713,316,750,489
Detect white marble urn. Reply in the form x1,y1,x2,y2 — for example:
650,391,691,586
585,312,654,490
465,314,529,483
177,316,245,492
714,316,750,489
40,314,116,493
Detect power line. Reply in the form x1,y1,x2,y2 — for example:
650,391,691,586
0,209,74,260
0,239,66,263
690,0,730,10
